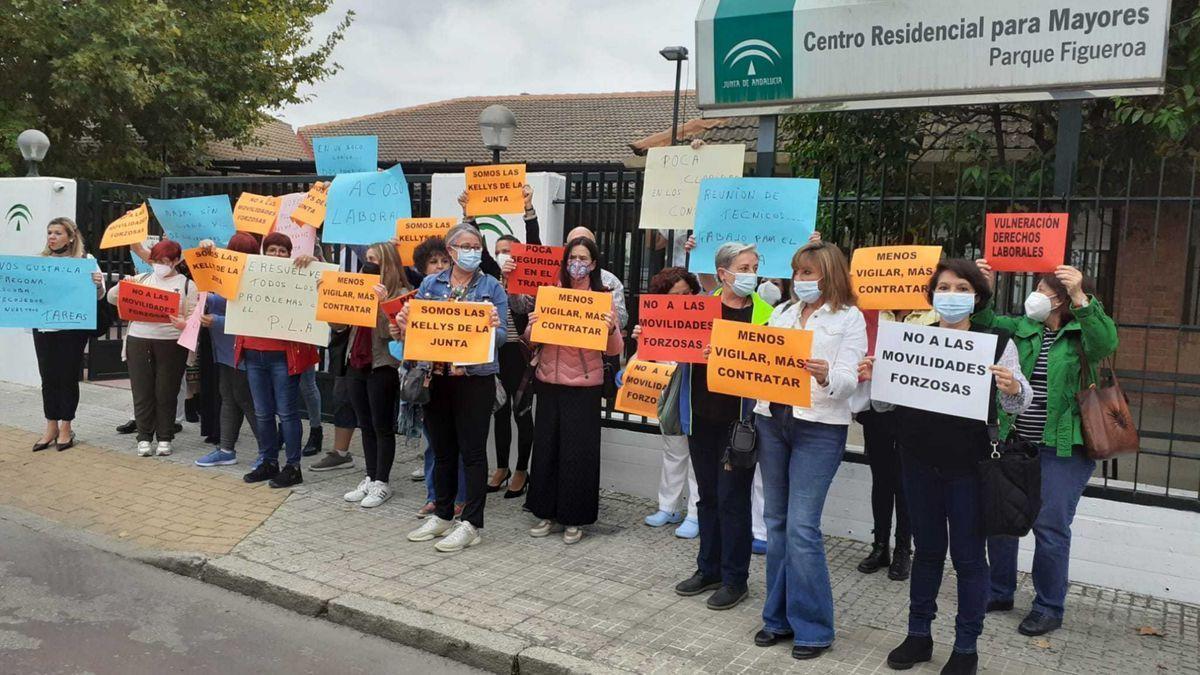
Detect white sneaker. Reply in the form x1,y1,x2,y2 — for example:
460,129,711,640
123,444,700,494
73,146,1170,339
409,466,424,481
344,476,372,503
530,519,560,538
435,521,480,553
155,441,172,456
360,481,393,508
137,441,153,457
407,516,455,542
563,527,583,545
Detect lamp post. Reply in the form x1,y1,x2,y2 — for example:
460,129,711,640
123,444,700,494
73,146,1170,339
659,46,689,145
479,104,517,164
17,129,50,177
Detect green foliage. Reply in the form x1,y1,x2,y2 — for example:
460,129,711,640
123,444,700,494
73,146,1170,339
0,0,352,181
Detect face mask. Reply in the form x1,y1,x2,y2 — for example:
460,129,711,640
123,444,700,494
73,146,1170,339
49,242,70,255
152,263,175,279
793,279,822,304
454,248,481,273
756,281,782,306
725,271,757,297
361,261,381,275
1024,291,1054,323
932,292,976,324
495,253,512,269
567,260,592,280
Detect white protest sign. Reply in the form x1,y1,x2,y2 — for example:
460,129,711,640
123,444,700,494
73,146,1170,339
225,254,338,347
638,144,745,230
871,322,998,421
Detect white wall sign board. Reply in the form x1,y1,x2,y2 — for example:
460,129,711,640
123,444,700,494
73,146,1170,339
430,172,566,250
871,321,998,421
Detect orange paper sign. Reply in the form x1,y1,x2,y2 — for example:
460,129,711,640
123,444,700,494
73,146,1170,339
984,213,1068,273
291,182,328,228
707,319,812,407
615,359,677,419
530,286,613,351
851,246,942,310
233,193,281,235
117,280,181,323
638,294,721,364
506,244,563,295
464,163,526,216
403,300,494,363
316,271,381,327
100,204,149,249
183,246,249,299
395,218,455,266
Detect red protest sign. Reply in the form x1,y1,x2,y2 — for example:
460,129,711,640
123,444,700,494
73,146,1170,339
381,290,417,326
637,294,721,364
506,244,563,295
984,213,1068,273
118,280,180,323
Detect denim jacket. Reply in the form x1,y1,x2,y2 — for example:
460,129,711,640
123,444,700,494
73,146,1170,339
413,267,508,376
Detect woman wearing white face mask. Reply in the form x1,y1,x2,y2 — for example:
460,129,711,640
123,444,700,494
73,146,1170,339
973,260,1117,638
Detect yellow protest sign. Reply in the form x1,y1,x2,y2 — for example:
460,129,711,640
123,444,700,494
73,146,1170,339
530,286,613,351
100,203,150,249
615,360,677,419
316,271,381,327
291,182,328,228
465,163,526,216
850,245,942,310
183,246,249,299
707,319,813,408
403,300,494,363
395,218,456,266
233,193,281,235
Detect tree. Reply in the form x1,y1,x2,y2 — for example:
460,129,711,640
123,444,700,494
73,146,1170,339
0,0,352,180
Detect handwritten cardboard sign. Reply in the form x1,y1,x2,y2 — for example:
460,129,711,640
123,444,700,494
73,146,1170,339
324,164,412,245
615,360,678,419
183,246,248,299
225,254,338,346
403,300,494,363
232,193,281,235
0,256,97,329
530,286,612,351
851,246,943,310
395,218,455,266
148,195,236,251
313,135,378,176
689,177,819,279
706,319,813,408
381,289,417,325
118,280,180,323
465,163,526,216
316,271,381,327
290,182,328,229
639,144,745,230
638,294,721,364
176,291,208,351
871,321,998,421
100,203,149,249
506,243,563,296
984,213,1068,273
272,192,317,258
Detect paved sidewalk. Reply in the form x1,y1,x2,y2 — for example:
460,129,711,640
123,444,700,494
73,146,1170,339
1,380,1196,674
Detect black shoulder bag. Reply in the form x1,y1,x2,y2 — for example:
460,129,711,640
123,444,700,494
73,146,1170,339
977,333,1042,537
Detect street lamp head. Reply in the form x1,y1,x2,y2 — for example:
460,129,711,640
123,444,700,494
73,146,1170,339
659,46,689,62
479,104,517,151
17,129,50,177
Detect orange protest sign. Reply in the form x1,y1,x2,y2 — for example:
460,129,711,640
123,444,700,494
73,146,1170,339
117,280,181,323
984,213,1068,273
291,182,328,228
403,300,494,363
506,244,563,295
530,286,613,351
638,294,721,364
395,218,455,266
381,289,417,326
183,247,248,299
707,319,812,407
464,163,526,216
100,204,149,249
614,360,677,419
316,271,381,327
233,193,281,235
850,245,942,310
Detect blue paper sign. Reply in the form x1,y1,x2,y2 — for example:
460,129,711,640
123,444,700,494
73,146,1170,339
314,135,379,176
148,195,236,252
0,255,97,329
688,177,820,279
130,248,151,275
323,164,412,246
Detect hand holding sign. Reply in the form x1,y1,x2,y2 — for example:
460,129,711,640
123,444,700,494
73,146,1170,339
403,300,494,363
707,319,813,407
983,213,1068,273
870,322,998,421
100,204,149,249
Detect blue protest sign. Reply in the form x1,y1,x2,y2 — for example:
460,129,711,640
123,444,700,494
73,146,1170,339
148,195,235,251
688,177,819,279
314,135,379,176
323,164,412,246
0,255,97,329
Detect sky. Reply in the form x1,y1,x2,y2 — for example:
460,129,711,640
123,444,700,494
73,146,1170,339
277,0,702,128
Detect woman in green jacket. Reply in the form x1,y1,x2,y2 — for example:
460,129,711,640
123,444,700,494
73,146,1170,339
973,260,1119,638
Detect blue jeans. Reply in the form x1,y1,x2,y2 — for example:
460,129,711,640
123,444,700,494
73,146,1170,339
423,425,466,505
757,405,847,647
299,366,322,430
902,455,988,654
987,446,1095,619
245,350,302,467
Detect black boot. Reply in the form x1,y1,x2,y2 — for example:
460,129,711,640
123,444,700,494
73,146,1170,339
302,426,323,457
858,542,890,574
888,546,912,581
886,635,933,670
184,396,200,423
940,651,978,675
116,419,137,434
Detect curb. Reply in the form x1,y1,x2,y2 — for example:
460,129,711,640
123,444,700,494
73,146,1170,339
201,556,339,618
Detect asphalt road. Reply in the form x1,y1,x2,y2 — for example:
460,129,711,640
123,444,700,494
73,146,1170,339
0,517,482,675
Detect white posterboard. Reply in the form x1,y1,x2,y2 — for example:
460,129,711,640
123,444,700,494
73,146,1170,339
871,322,999,421
225,254,338,347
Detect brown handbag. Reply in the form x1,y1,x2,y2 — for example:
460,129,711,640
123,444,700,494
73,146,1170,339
1074,340,1140,460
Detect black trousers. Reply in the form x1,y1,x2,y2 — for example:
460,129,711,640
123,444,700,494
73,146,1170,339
348,365,400,483
860,409,911,549
425,374,494,527
198,329,220,441
689,415,754,590
218,364,258,452
126,336,189,442
32,330,90,421
494,342,534,471
527,382,603,527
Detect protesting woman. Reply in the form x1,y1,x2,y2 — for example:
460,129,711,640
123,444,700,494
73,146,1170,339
31,217,105,452
751,240,867,660
861,259,1031,675
975,260,1118,637
106,239,197,457
398,223,505,553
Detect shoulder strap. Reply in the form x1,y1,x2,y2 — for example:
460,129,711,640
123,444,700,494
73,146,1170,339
1074,336,1093,389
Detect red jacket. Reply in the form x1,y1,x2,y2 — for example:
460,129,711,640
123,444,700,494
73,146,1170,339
233,336,319,376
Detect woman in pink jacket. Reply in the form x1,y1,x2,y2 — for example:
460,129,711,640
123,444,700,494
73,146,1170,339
516,237,623,544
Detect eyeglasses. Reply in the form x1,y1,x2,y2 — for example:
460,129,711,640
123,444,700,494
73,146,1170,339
454,244,483,253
